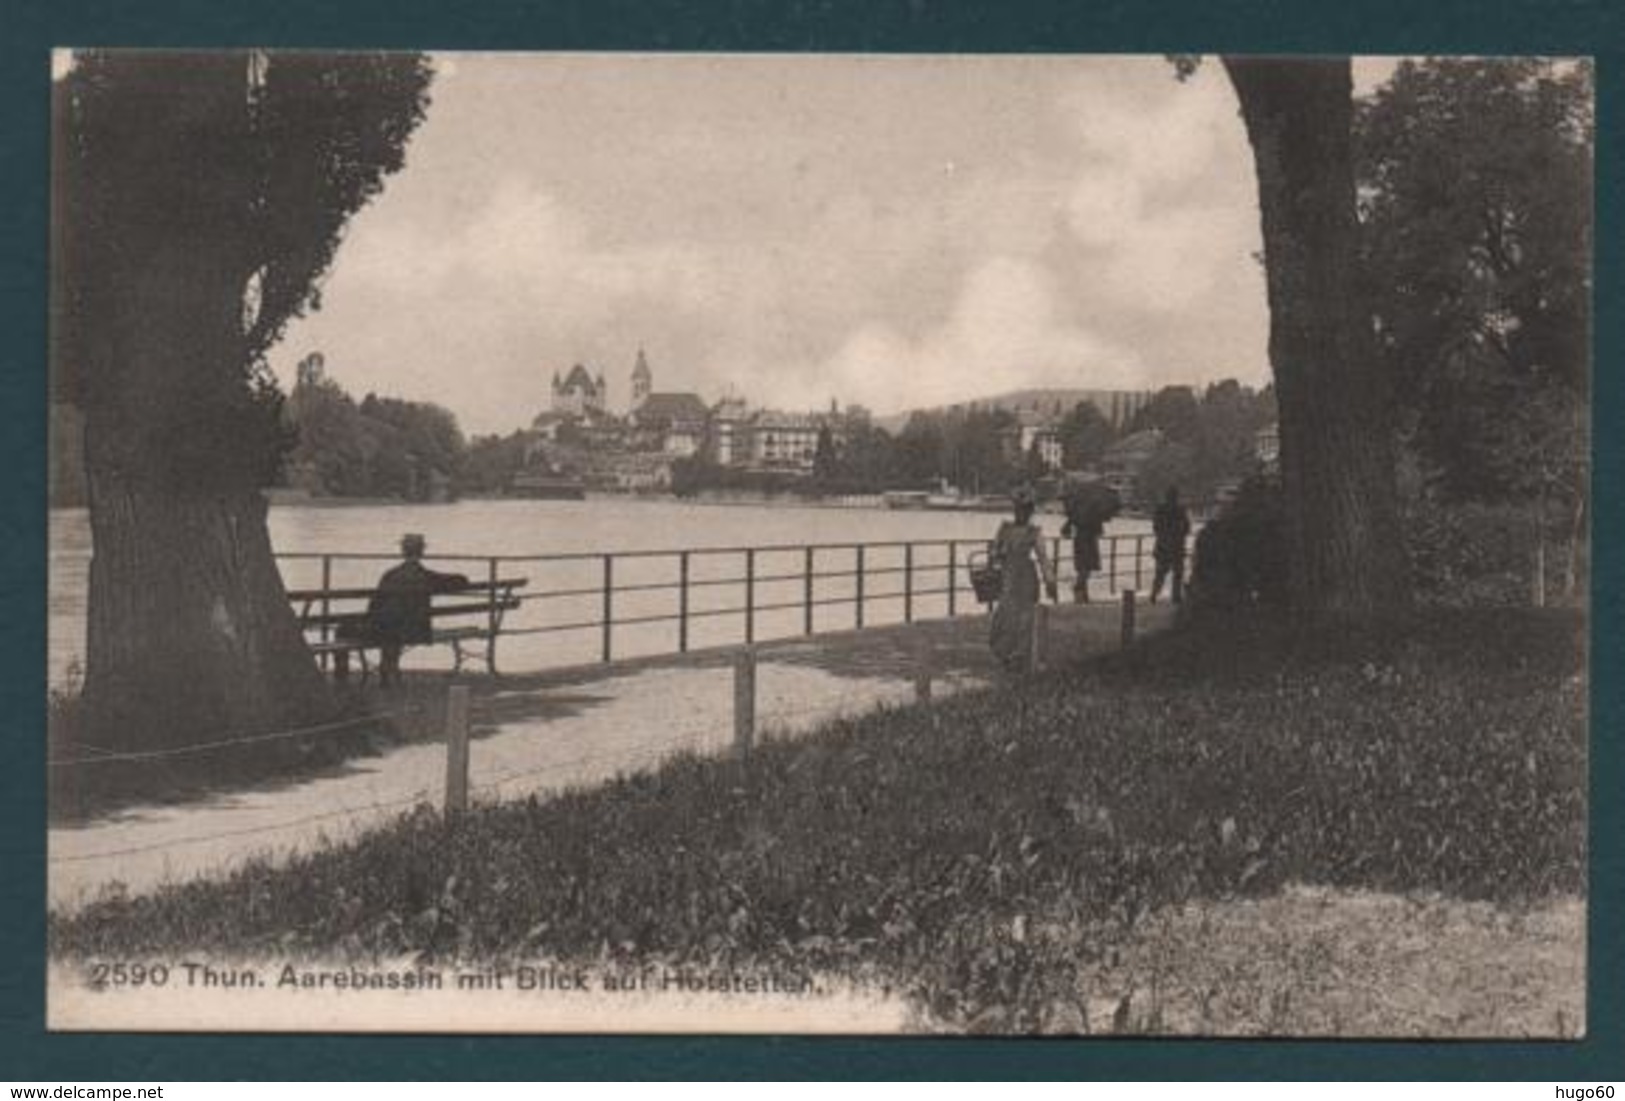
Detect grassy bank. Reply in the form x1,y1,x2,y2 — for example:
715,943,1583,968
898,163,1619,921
50,607,1586,1032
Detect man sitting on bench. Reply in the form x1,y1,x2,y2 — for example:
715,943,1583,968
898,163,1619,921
364,533,470,687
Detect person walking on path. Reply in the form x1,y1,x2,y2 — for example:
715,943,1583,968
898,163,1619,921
1061,478,1118,603
364,533,470,687
1151,486,1192,604
988,487,1058,673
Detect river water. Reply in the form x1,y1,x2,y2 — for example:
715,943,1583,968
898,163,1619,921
48,497,1154,685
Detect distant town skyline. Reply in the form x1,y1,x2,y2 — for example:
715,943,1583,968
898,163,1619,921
267,54,1399,436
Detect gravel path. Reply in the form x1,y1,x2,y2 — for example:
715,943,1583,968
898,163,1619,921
50,604,1166,910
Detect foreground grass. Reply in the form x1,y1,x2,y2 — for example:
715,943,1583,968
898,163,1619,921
50,608,1586,1033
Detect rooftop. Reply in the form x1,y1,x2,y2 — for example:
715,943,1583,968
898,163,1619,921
634,392,709,424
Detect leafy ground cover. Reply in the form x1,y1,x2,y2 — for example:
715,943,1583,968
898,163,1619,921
50,607,1586,1033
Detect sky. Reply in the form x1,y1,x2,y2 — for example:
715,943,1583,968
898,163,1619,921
268,54,1400,437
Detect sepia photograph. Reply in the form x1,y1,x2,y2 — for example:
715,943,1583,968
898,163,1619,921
44,50,1590,1036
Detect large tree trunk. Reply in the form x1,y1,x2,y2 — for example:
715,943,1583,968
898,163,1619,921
1224,57,1411,614
81,460,334,754
77,234,334,755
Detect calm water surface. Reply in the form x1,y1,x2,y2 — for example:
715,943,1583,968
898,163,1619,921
48,497,1154,684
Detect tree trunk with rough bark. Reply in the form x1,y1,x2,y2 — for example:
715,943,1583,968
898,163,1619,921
81,460,334,754
76,236,333,756
1223,57,1411,614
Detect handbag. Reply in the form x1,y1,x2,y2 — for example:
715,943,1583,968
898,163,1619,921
967,548,1003,604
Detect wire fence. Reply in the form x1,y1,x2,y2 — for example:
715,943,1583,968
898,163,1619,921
48,789,436,865
46,624,1004,876
48,711,384,769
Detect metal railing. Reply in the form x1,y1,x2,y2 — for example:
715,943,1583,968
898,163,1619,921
275,532,1193,671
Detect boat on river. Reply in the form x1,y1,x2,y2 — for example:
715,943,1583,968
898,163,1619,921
510,471,587,500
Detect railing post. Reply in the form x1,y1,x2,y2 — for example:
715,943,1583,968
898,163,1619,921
444,684,470,816
947,540,958,618
319,555,333,651
855,545,866,629
601,554,614,663
745,548,756,645
804,546,815,635
678,551,690,653
1109,537,1119,594
904,543,914,623
486,557,500,661
733,646,756,760
1135,536,1145,592
1120,589,1137,648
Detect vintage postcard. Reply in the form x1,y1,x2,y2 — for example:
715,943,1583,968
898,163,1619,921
46,50,1590,1035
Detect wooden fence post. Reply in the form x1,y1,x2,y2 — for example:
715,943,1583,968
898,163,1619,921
912,627,934,703
1533,514,1547,608
444,684,470,816
733,647,756,759
1120,589,1137,648
1031,604,1049,672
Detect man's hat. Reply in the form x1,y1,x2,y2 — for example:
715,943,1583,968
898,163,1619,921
400,533,427,554
1010,485,1036,507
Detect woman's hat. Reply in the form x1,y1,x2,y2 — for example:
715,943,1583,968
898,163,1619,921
1010,486,1036,507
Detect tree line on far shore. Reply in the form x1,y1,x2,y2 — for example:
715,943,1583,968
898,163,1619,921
49,375,1276,505
668,379,1277,502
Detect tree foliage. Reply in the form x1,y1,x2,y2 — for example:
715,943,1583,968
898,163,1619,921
1355,58,1592,502
1128,384,1202,444
53,51,437,758
1057,400,1115,470
812,424,841,483
461,431,535,495
53,51,434,493
283,357,467,499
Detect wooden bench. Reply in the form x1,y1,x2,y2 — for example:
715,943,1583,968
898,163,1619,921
287,578,529,683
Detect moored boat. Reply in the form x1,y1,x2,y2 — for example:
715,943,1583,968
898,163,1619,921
510,472,588,500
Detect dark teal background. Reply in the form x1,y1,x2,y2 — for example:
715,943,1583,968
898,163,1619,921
3,0,1620,1080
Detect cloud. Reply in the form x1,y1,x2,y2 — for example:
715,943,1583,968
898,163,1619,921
273,57,1272,434
803,256,1142,413
1060,67,1263,312
287,177,759,414
338,177,729,319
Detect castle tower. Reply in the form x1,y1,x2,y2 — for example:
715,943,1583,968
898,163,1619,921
295,352,326,388
631,347,653,409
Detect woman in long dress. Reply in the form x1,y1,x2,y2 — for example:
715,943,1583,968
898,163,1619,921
988,487,1058,673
